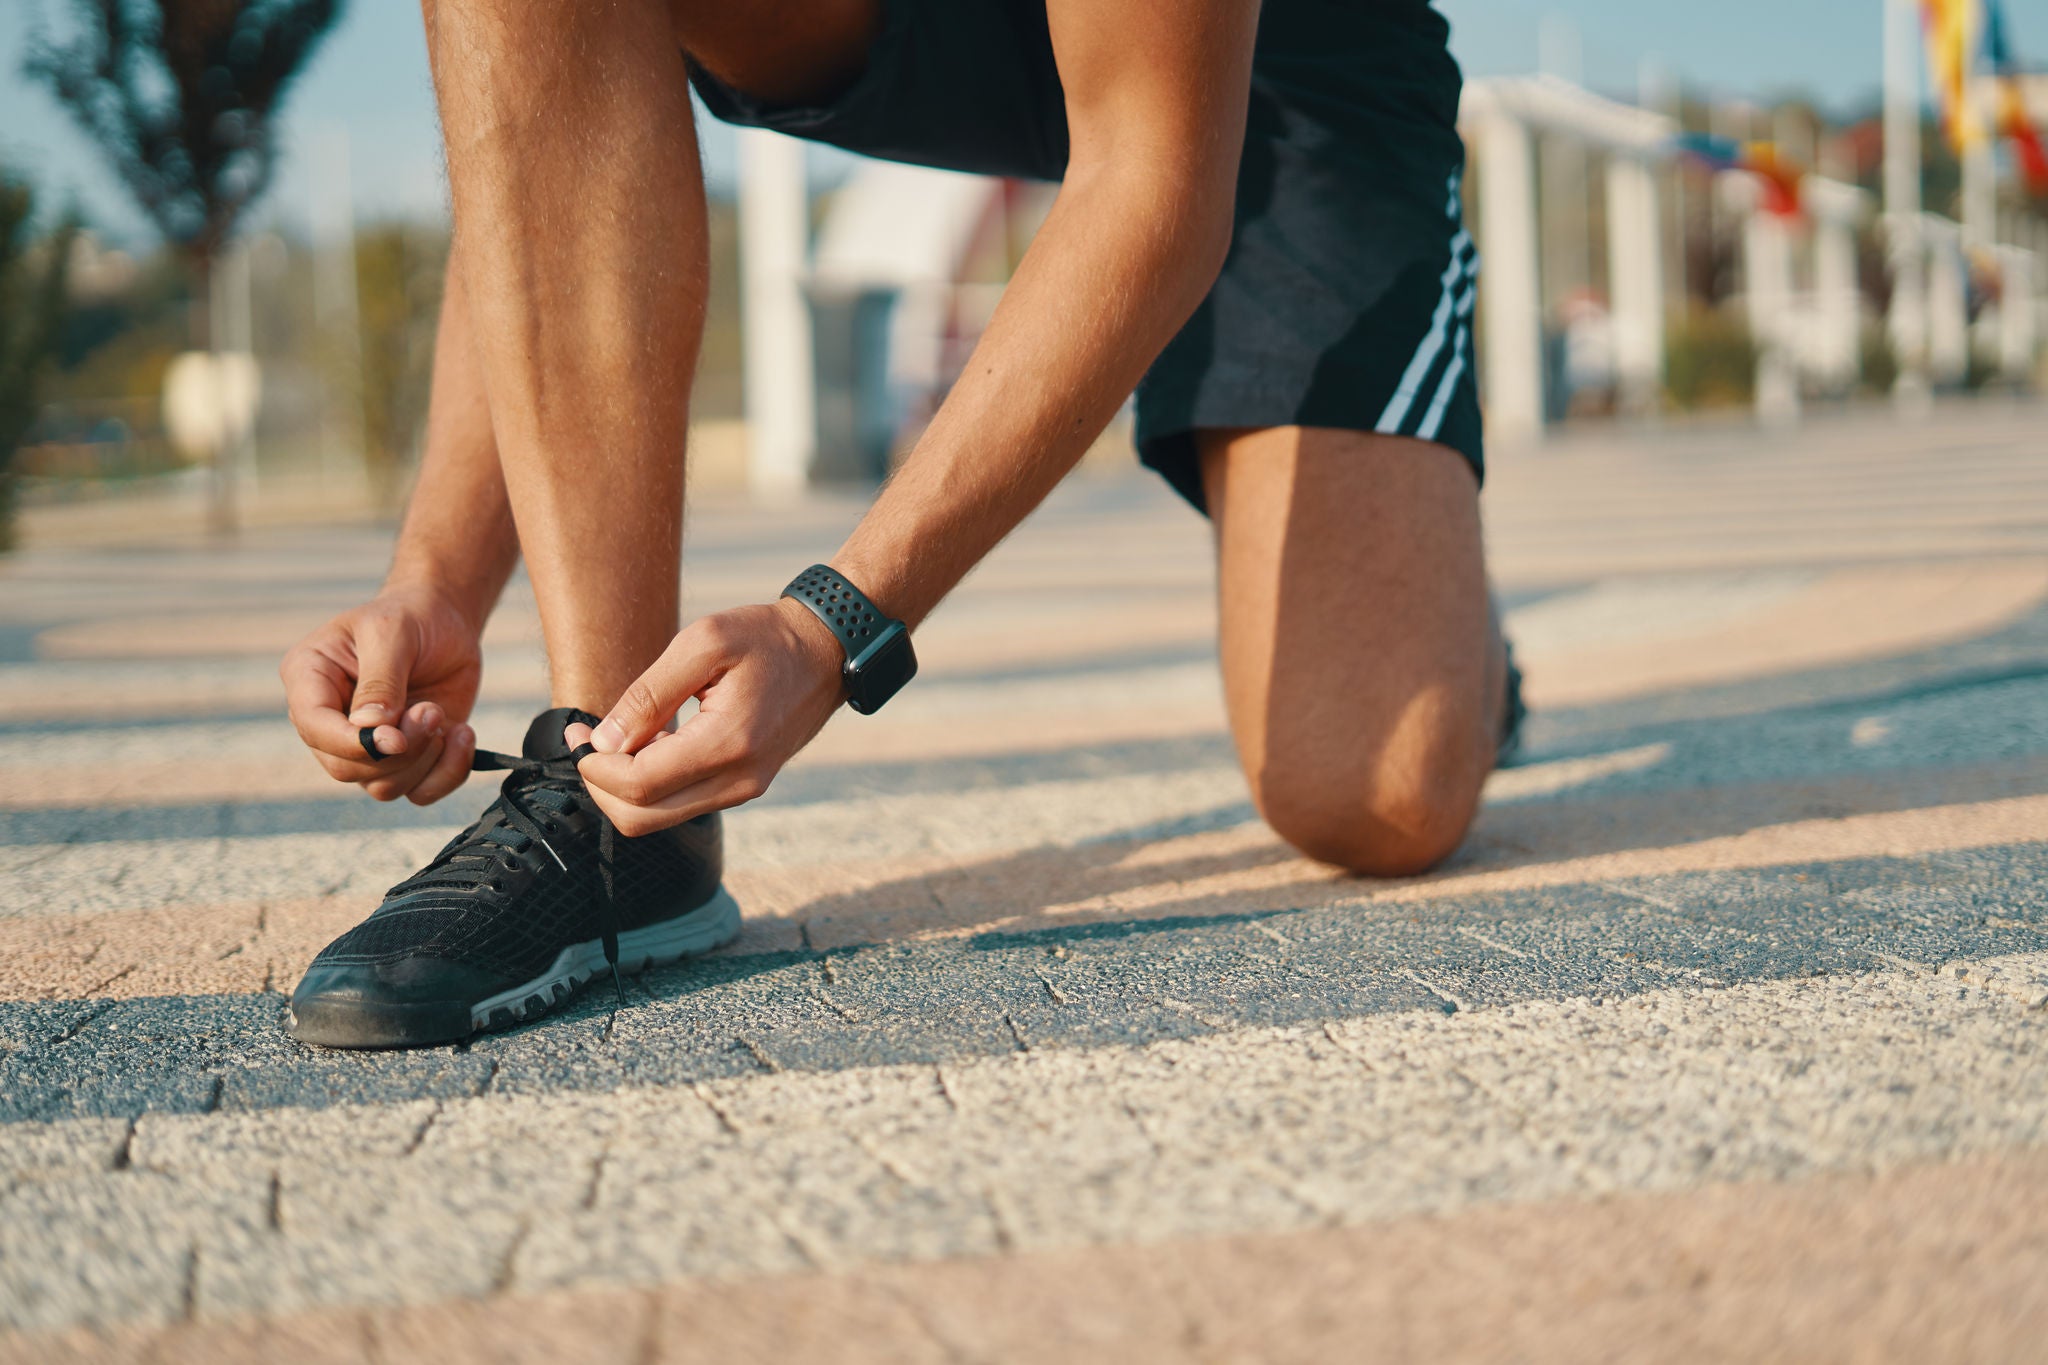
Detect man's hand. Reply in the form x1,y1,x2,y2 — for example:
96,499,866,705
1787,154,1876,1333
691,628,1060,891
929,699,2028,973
280,589,484,804
564,599,846,836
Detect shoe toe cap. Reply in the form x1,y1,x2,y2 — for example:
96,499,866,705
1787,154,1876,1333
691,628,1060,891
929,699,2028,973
288,956,507,1050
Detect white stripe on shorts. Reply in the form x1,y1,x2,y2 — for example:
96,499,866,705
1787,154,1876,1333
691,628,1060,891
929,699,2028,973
1415,274,1479,442
1375,228,1474,437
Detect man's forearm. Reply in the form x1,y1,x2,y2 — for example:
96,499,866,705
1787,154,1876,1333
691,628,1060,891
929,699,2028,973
831,166,1232,627
384,247,520,630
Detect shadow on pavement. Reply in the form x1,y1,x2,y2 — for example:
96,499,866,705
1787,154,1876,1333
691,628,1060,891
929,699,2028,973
4,839,2044,1126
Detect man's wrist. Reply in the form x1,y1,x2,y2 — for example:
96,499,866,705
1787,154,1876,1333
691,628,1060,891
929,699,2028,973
780,564,920,714
773,594,851,688
381,562,498,634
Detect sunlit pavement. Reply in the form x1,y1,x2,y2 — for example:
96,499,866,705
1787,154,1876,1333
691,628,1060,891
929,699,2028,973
3,402,2047,1363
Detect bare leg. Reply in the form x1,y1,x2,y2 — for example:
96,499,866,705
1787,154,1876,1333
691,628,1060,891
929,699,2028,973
421,0,709,714
416,0,885,716
384,246,518,621
1200,426,1505,875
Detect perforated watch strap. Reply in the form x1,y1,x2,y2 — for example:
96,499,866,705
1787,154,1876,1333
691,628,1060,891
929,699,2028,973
782,564,891,663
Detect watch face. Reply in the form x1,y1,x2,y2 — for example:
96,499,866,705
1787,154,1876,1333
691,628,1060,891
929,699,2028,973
846,624,918,714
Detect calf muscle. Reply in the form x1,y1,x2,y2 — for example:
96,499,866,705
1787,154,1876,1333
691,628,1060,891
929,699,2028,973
423,0,706,714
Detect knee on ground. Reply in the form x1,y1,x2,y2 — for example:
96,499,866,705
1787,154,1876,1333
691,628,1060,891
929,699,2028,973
1253,730,1488,878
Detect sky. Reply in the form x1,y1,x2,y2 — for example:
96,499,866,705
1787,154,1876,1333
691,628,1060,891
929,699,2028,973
3,0,2044,247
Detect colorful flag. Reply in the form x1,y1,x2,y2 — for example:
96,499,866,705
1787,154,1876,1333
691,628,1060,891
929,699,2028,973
1923,0,1988,152
1669,133,1805,216
1985,0,2048,194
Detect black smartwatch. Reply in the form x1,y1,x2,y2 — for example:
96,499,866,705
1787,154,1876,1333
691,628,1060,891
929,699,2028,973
781,565,919,714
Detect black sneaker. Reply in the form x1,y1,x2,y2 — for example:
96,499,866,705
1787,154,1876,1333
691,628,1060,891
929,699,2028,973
1496,640,1529,769
287,706,739,1049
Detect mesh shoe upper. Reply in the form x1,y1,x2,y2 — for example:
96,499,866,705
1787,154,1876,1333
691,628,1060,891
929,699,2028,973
310,707,722,988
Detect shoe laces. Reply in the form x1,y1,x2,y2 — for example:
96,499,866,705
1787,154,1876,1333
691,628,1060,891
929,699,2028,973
390,745,628,1013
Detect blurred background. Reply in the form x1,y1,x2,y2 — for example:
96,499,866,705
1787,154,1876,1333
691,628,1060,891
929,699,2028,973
1,0,2046,543
6,12,2048,1353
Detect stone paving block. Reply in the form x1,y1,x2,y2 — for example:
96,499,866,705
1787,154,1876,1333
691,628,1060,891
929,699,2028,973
0,903,278,1004
369,1289,651,1365
1283,896,1689,1005
421,1086,727,1163
1928,842,2048,917
0,997,249,1123
0,1170,271,1334
1523,672,2048,803
200,1158,564,1319
12,848,2048,1132
650,1274,955,1365
712,1125,1006,1266
885,1121,1162,1251
3,828,454,921
1615,858,2035,971
0,991,498,1123
5,443,2048,1356
0,1325,159,1365
860,1065,1181,1249
991,910,1441,1043
1010,1147,1325,1250
1128,1025,1580,1218
127,1100,438,1174
883,1244,1202,1363
693,1062,955,1138
144,1310,375,1365
725,767,1252,872
512,1147,807,1291
13,1147,2048,1363
1439,958,2048,1195
0,1117,128,1185
0,999,82,1053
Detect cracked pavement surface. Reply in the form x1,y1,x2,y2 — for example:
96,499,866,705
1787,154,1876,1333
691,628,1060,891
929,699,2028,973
3,406,2047,1362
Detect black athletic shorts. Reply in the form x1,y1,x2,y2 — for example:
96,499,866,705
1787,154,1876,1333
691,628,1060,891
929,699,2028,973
689,0,1482,515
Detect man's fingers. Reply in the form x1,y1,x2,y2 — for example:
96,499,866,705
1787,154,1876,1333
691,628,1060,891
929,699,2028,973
348,610,420,731
577,764,764,837
589,624,726,754
360,723,408,760
573,715,756,815
574,714,736,801
407,723,476,806
301,697,444,787
365,729,445,802
284,648,411,763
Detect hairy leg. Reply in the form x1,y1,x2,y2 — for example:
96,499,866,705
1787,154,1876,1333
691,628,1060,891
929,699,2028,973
418,0,711,716
417,0,880,715
1201,426,1505,875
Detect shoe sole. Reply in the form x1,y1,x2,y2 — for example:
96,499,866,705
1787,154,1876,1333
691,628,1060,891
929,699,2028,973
286,886,742,1050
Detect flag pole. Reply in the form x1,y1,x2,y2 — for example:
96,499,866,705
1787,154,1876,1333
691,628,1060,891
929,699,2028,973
1885,0,1932,408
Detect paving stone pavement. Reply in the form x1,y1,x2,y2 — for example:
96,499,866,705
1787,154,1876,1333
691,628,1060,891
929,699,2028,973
3,405,2047,1362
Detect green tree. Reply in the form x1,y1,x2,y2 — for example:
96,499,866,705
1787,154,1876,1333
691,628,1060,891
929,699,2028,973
0,176,77,552
28,0,345,529
26,0,345,335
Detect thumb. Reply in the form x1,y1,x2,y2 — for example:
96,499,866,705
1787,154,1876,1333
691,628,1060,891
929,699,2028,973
348,611,420,731
589,625,722,754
